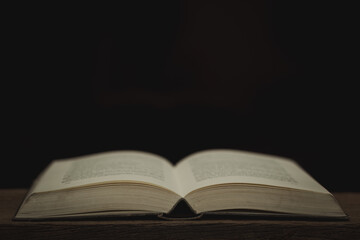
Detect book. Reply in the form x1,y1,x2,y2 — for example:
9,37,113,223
15,149,347,220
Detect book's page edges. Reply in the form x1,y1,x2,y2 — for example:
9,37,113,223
14,198,202,221
13,188,32,221
13,178,44,221
15,213,161,221
14,159,58,220
13,210,161,221
201,210,349,221
329,192,349,219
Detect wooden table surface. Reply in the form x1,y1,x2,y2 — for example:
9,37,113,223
1,189,359,240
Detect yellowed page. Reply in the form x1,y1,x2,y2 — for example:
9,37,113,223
31,151,180,195
175,149,329,196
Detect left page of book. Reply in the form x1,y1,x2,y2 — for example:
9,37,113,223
30,151,180,195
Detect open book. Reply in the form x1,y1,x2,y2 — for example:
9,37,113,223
15,149,347,220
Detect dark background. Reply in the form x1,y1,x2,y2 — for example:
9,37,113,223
3,1,359,191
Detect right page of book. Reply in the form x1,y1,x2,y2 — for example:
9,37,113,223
175,149,329,197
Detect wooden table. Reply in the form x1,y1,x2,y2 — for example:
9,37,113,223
1,189,359,239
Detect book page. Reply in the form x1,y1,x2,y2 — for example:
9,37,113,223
175,149,329,196
31,151,180,195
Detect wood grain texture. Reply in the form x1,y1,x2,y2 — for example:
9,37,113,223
1,189,359,240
